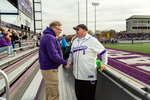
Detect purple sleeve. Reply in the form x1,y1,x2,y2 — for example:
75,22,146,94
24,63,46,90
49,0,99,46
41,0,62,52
46,38,67,66
7,40,11,46
0,38,11,46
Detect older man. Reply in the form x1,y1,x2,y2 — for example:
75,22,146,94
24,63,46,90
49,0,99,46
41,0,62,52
12,32,22,49
39,21,71,100
67,24,108,100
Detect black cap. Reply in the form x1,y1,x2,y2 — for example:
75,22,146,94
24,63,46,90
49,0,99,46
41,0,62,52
73,24,88,31
63,34,66,36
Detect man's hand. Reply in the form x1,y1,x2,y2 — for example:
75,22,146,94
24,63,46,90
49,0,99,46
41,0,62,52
65,61,71,69
101,64,107,71
6,34,11,41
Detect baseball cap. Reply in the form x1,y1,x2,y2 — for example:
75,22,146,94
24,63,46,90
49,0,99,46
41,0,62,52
73,24,88,31
13,32,17,34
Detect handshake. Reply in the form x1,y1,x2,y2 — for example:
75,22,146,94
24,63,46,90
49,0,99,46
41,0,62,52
65,61,71,69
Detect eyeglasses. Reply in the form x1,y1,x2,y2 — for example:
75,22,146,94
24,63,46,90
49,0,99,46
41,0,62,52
55,26,62,31
76,28,80,31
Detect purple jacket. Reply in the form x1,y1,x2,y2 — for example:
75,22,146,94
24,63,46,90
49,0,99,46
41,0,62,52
0,32,3,35
39,27,67,70
0,37,11,48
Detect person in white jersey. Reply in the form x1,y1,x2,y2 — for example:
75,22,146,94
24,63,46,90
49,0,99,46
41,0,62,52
67,24,108,100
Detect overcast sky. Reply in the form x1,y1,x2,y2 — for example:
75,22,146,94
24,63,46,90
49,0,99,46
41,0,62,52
0,0,150,35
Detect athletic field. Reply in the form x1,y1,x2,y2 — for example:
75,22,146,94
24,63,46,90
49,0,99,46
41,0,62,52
99,43,150,86
103,43,150,54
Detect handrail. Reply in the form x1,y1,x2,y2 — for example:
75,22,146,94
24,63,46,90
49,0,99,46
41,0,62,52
0,70,10,100
104,69,150,100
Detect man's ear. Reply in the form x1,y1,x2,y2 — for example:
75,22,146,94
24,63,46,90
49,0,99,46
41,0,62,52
83,29,86,32
51,26,55,29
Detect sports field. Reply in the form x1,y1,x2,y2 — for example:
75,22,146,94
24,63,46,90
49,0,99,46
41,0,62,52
103,43,150,54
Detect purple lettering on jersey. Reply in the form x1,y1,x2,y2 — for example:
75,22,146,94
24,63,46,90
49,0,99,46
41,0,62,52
88,75,94,78
83,50,85,55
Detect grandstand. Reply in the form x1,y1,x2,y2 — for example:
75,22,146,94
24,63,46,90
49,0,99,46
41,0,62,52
1,1,150,100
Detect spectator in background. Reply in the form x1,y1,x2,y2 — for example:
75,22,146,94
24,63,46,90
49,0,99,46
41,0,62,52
8,29,12,36
0,32,13,57
33,34,38,41
0,28,6,38
63,35,77,60
36,35,41,47
63,42,71,60
61,34,68,54
39,31,41,36
12,32,22,49
10,30,15,47
18,32,22,39
22,34,28,40
17,32,21,39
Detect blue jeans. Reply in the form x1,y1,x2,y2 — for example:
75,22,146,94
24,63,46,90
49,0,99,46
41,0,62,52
0,46,13,54
0,34,3,39
12,41,22,49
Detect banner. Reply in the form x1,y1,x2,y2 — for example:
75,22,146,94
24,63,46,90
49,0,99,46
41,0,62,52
15,11,32,28
18,0,33,19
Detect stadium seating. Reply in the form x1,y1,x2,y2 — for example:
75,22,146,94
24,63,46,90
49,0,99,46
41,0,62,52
0,39,42,100
0,39,36,59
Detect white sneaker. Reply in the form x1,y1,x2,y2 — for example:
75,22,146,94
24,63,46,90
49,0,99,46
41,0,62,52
8,54,14,58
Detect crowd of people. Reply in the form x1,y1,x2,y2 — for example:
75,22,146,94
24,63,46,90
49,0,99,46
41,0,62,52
0,27,44,58
115,33,150,40
0,28,25,57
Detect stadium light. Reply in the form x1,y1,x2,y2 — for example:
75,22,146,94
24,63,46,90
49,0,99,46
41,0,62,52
76,0,80,24
92,2,99,37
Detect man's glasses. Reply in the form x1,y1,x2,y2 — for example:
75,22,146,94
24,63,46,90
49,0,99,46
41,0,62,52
55,26,62,31
76,28,80,31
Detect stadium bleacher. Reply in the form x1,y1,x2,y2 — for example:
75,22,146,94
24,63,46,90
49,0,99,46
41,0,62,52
0,38,42,100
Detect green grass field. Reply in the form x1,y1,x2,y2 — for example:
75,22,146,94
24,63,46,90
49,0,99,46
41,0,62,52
103,43,150,54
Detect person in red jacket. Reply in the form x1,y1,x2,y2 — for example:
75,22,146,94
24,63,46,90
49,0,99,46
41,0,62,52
0,32,13,57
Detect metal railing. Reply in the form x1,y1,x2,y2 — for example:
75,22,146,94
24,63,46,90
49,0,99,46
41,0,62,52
0,70,10,100
95,70,150,100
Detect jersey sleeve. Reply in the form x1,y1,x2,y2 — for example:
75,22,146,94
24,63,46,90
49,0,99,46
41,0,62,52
92,38,107,55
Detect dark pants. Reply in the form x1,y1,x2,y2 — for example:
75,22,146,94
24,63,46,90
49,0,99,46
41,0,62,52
12,41,22,49
61,47,66,54
63,52,70,60
75,79,97,100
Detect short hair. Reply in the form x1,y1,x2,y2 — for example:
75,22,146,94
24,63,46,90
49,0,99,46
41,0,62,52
49,21,62,28
0,28,5,32
3,32,8,37
8,29,10,31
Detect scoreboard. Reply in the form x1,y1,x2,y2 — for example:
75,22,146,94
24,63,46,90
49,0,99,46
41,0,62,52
7,0,33,19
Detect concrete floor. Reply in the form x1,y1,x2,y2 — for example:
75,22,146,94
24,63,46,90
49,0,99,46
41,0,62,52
38,65,77,100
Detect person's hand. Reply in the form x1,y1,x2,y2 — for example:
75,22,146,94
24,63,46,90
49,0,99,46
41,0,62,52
6,34,11,41
65,61,71,69
101,64,107,71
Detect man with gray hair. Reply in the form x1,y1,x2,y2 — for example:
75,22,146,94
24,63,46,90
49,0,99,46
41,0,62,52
39,21,71,100
12,32,22,49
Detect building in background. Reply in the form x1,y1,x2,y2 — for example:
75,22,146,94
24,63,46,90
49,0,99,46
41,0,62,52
126,15,150,33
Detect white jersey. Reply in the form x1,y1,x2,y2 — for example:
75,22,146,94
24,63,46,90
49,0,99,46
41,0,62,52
68,33,107,80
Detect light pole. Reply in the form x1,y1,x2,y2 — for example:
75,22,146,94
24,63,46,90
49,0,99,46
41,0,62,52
86,0,88,26
76,0,80,24
92,2,99,37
